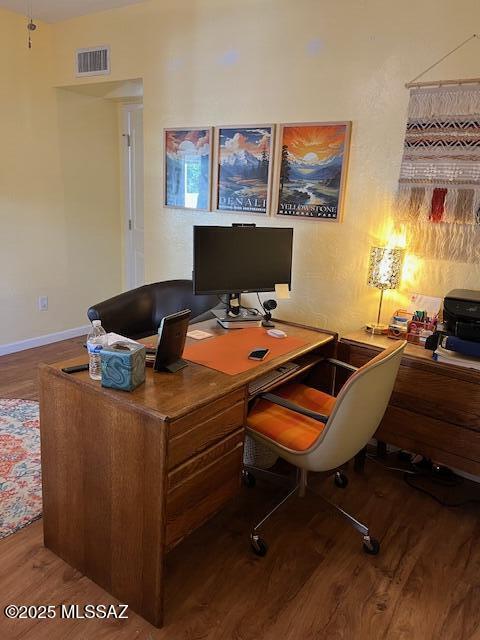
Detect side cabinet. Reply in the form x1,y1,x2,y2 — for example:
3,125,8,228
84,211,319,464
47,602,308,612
340,338,480,476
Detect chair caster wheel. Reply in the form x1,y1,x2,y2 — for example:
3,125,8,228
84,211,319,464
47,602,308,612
242,470,256,488
363,536,380,555
251,535,268,557
334,471,348,489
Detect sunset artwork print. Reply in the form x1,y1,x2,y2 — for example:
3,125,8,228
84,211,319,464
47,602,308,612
216,126,273,214
164,128,212,210
276,122,351,220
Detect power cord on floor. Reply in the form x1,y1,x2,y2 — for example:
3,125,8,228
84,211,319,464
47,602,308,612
368,451,480,508
402,471,480,508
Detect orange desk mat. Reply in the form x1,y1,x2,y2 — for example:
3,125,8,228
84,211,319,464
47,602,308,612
183,327,307,375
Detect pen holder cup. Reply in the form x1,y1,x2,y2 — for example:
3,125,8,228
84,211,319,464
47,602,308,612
407,320,436,345
387,310,410,340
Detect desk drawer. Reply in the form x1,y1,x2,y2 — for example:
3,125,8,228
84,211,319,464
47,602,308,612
346,344,378,369
168,389,245,439
391,367,480,431
346,343,480,430
168,430,244,491
165,435,243,549
377,405,480,464
168,400,245,469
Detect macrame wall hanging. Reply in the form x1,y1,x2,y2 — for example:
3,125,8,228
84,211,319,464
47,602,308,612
395,34,480,263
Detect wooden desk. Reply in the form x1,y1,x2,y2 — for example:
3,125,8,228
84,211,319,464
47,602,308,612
39,319,335,627
339,331,480,476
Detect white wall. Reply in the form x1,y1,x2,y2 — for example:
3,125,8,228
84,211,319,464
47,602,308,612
0,8,123,346
4,0,479,344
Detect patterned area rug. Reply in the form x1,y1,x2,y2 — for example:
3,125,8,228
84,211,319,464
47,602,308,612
0,399,42,539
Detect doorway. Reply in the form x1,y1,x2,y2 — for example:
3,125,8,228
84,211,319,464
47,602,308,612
122,103,145,290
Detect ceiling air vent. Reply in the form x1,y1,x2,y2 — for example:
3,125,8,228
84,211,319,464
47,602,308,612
76,46,110,77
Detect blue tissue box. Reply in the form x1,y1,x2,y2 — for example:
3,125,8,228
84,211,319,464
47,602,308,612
100,341,146,391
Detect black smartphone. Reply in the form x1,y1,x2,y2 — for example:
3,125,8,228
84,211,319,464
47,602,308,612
62,364,89,374
248,348,270,361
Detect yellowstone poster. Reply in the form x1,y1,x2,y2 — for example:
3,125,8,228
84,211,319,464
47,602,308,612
216,126,274,214
164,128,212,210
275,122,351,220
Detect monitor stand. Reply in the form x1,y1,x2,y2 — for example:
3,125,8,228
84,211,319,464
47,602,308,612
213,293,263,329
155,358,189,373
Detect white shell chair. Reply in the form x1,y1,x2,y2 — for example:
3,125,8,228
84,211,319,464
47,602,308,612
245,340,406,556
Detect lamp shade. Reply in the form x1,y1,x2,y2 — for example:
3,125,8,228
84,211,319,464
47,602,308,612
367,246,404,290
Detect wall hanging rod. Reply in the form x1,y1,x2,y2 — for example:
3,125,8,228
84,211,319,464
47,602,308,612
405,34,479,89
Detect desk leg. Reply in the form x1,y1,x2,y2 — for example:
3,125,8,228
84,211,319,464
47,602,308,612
354,447,366,474
377,441,388,459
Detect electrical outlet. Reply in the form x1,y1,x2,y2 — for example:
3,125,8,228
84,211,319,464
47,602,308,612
38,296,48,311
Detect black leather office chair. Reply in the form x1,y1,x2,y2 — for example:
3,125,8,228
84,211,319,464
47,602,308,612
87,280,218,340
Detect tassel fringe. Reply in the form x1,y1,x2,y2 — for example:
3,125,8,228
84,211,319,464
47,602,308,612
409,86,480,118
405,221,480,263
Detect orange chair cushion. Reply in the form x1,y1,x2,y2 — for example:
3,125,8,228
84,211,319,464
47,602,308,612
247,383,335,452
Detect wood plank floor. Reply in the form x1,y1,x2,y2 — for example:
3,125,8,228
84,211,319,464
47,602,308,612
1,338,480,639
0,336,87,401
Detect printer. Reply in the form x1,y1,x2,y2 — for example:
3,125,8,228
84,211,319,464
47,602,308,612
443,289,480,343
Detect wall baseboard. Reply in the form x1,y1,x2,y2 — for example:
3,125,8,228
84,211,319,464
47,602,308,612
0,325,91,356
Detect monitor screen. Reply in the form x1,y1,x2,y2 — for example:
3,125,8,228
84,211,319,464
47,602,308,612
193,225,293,294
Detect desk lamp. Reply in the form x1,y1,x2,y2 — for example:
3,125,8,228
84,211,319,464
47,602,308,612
366,246,404,335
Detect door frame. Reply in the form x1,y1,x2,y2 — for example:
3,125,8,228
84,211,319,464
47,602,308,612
121,102,144,290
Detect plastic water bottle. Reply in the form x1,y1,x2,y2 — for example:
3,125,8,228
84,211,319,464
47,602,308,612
87,320,107,380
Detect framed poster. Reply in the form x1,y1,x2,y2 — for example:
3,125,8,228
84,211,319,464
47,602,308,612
214,125,274,215
274,122,351,221
164,127,212,210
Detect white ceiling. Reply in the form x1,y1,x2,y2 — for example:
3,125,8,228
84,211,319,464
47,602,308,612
0,0,148,23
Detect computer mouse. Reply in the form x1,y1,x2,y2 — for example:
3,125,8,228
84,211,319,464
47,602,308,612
267,329,287,338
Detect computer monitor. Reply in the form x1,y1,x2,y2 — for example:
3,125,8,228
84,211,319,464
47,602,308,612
193,225,293,295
